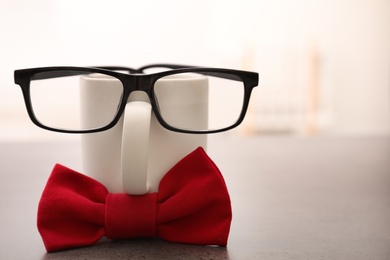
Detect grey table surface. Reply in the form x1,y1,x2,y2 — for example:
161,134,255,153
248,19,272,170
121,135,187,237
1,135,389,260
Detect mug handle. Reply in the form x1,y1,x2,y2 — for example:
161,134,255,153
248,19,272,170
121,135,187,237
121,100,151,195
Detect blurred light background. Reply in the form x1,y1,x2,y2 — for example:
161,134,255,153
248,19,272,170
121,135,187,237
0,0,389,141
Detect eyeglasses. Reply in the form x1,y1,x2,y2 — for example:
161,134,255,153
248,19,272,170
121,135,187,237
14,64,259,134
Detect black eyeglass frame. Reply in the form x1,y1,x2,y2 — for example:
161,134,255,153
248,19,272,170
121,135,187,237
14,64,259,134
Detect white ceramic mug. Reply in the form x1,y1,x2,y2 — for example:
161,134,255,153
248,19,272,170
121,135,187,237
80,73,208,195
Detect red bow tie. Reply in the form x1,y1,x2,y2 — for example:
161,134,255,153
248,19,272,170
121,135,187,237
37,147,232,252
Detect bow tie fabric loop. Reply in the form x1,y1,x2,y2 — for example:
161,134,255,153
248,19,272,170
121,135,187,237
105,193,157,239
37,147,232,252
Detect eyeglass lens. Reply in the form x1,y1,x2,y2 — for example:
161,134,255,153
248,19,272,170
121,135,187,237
154,72,244,132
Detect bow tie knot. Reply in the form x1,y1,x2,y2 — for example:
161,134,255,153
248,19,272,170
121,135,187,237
105,193,157,239
38,147,232,252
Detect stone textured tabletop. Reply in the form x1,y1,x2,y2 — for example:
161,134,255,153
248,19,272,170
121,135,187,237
1,136,389,259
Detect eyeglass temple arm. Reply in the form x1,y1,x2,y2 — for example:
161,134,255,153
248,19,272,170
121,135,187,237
30,70,90,80
28,65,203,80
28,67,139,80
138,64,198,71
138,64,250,81
95,66,138,73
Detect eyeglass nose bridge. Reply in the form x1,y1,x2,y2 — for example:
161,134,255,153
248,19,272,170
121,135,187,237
119,75,154,108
